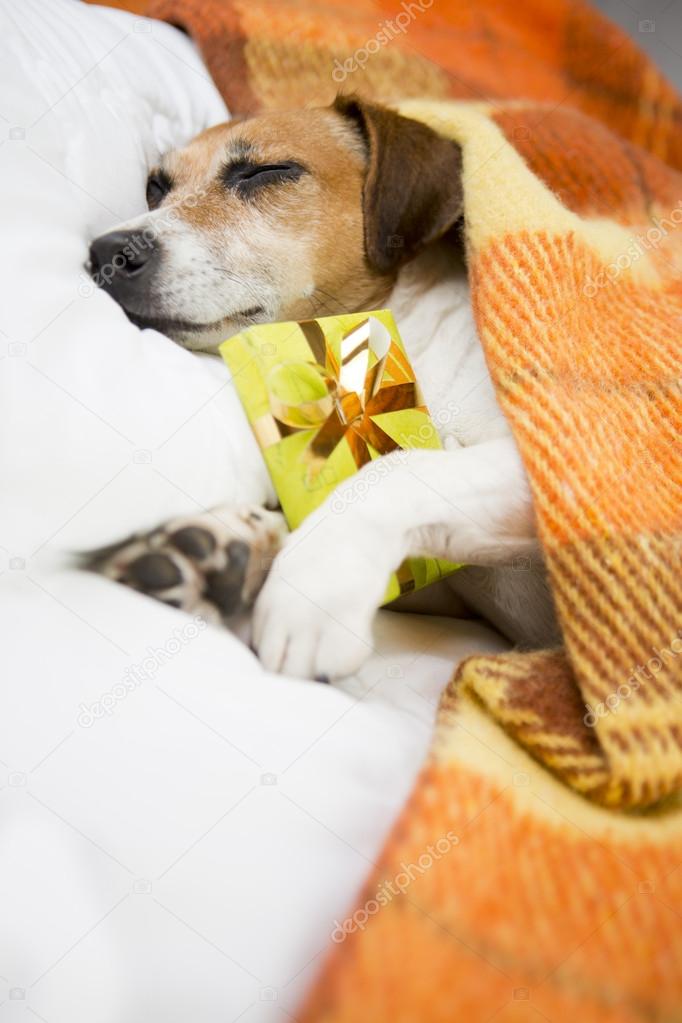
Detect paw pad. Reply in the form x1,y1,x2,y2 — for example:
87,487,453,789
127,552,182,591
93,505,288,621
170,525,216,561
205,540,251,614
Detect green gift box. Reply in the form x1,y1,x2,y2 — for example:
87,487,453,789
220,309,459,603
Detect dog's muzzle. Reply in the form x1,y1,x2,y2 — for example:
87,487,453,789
88,229,159,310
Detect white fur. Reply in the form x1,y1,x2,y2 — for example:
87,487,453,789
103,204,310,351
253,244,560,678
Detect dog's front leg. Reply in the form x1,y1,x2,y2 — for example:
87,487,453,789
253,438,537,679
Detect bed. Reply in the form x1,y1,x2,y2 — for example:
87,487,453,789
0,2,507,1018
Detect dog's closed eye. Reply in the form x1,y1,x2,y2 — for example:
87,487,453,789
221,160,306,197
146,169,172,210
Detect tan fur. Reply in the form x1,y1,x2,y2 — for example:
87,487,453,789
157,109,393,330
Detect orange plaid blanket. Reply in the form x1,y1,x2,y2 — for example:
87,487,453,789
88,0,682,1016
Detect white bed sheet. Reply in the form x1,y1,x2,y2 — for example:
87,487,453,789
1,570,506,1022
0,2,508,1019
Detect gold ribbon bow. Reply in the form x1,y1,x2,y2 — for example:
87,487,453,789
267,316,424,477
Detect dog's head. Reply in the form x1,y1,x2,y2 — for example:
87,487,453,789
89,97,463,351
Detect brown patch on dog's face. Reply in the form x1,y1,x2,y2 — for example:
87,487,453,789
89,99,463,351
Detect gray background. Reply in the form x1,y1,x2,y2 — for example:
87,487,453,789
592,0,682,88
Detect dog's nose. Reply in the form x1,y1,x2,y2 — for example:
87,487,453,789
89,230,158,299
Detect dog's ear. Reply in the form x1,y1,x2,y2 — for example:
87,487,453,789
334,94,464,274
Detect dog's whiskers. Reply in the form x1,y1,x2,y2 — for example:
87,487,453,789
306,285,346,317
210,266,272,315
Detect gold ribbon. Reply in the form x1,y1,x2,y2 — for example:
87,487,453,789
265,316,424,477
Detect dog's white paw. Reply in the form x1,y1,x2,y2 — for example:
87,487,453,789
252,515,396,681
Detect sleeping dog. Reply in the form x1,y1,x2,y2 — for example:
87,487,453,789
89,95,559,679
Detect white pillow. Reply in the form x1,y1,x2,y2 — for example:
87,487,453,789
0,0,273,573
